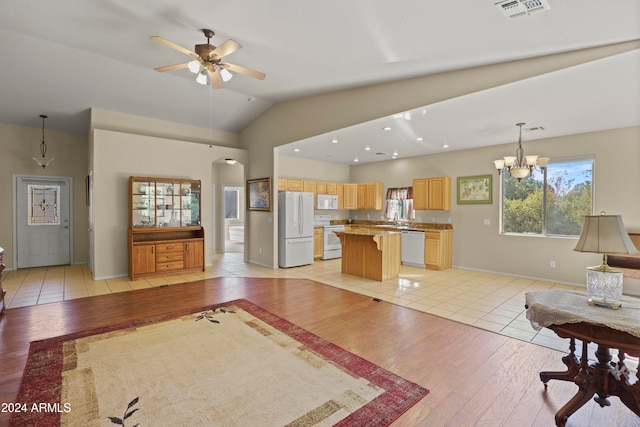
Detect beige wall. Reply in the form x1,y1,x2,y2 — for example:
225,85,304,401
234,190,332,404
0,123,88,270
91,128,248,279
350,126,640,293
240,41,640,269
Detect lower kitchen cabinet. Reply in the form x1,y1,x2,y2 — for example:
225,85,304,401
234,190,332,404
314,227,323,259
424,230,452,270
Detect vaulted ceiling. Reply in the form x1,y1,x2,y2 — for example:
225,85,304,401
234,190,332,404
1,1,638,164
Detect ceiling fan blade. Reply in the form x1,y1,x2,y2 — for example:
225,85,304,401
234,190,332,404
220,62,266,80
154,63,189,73
208,68,223,89
209,39,241,59
151,36,198,58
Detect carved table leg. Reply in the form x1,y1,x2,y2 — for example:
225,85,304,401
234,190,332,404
540,338,580,387
553,340,595,427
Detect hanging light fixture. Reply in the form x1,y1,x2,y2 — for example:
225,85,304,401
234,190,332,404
187,59,202,74
33,115,54,169
493,123,549,180
195,69,209,85
219,67,233,82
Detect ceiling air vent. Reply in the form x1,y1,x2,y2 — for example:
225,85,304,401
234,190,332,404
495,0,550,19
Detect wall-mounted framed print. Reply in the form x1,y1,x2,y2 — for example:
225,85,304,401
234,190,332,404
457,175,492,204
247,177,272,211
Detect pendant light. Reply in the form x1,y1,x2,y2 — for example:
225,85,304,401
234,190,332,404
33,115,54,169
493,123,549,181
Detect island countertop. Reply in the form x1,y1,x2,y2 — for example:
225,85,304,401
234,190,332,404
335,228,401,237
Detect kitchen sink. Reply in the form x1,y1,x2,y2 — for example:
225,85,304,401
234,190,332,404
375,224,409,229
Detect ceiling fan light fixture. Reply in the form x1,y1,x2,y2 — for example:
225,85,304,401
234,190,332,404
196,70,208,85
220,68,233,82
187,59,201,74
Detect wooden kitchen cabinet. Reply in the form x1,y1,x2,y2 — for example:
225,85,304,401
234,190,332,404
356,182,384,210
424,230,452,270
128,176,205,280
314,227,323,259
325,182,338,195
343,184,358,210
337,183,344,210
412,177,451,210
286,179,303,191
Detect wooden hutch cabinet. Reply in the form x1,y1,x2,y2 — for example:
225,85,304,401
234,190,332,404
128,176,205,280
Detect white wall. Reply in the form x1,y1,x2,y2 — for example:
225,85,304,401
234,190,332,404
91,128,247,279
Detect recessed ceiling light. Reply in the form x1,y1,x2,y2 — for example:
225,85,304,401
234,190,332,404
392,151,398,156
383,126,391,131
331,138,338,143
364,145,371,151
416,137,423,141
294,148,300,152
354,157,359,162
442,144,449,149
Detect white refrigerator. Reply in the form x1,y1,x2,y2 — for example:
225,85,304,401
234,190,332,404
278,191,314,268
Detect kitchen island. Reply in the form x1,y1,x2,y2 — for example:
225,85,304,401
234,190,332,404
335,228,401,281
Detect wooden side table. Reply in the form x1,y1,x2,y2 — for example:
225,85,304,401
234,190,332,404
525,290,640,427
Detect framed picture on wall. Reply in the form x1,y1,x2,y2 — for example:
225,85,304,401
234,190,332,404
247,177,271,211
457,175,492,204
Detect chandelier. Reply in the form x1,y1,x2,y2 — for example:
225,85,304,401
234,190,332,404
493,123,549,180
33,114,54,169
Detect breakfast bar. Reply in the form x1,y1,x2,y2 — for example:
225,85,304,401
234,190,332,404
335,228,401,281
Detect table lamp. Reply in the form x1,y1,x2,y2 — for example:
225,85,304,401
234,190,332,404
573,213,639,309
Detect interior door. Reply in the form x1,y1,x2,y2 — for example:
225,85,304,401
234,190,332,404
16,176,71,268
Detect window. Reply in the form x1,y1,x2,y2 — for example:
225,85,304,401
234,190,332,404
27,184,60,225
501,156,593,236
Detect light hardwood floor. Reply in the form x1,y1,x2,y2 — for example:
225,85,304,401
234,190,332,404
1,273,639,426
0,253,605,353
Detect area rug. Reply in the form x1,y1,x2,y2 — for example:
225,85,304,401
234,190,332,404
11,299,428,426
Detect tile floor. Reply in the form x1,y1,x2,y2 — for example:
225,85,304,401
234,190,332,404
2,252,591,354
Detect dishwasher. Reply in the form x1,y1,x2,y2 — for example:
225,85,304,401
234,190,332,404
401,230,426,268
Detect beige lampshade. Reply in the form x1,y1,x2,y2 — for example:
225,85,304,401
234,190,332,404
574,215,639,255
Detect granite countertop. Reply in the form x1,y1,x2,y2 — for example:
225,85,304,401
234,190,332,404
335,228,401,236
332,220,453,231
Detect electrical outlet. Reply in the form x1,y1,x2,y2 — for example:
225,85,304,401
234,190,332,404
259,247,262,254
550,261,556,268
483,219,490,225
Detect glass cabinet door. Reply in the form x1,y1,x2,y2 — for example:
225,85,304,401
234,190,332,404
131,179,155,228
156,180,181,228
181,181,201,226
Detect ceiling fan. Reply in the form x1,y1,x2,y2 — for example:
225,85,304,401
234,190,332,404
151,29,266,89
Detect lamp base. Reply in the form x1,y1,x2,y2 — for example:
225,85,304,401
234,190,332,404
585,266,623,309
587,297,621,310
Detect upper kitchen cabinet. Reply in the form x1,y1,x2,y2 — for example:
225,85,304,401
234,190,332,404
412,177,451,210
342,184,357,210
357,182,384,210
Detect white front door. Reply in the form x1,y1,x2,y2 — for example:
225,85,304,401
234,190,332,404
16,176,71,268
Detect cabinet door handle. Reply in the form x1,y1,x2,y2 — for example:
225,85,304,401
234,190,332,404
185,243,189,252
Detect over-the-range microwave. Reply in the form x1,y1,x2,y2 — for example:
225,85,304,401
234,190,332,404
317,194,338,210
